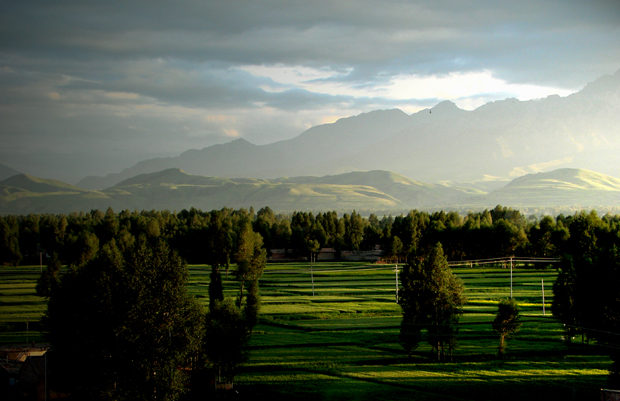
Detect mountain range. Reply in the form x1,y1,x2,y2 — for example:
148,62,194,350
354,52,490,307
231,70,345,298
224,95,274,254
77,69,620,190
2,167,620,215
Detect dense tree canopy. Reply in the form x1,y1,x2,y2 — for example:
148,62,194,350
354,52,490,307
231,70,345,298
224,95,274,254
44,236,204,401
551,211,620,381
0,205,582,267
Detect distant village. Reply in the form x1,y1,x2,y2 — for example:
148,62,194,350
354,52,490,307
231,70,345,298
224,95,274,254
268,246,383,262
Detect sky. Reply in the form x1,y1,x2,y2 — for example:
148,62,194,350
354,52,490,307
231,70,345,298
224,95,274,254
1,0,620,183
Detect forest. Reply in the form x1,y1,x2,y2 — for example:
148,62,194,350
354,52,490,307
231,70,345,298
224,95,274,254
2,204,614,268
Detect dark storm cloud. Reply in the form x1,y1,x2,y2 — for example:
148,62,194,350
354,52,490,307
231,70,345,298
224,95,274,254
4,0,619,86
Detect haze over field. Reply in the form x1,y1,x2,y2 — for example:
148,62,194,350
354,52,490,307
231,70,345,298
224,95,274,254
1,1,620,186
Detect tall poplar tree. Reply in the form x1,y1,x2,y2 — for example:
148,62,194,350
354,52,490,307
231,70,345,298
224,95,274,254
203,221,266,385
492,298,522,356
399,243,466,361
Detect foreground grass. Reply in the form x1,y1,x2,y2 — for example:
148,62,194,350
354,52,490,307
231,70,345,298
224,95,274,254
237,332,610,401
0,262,613,400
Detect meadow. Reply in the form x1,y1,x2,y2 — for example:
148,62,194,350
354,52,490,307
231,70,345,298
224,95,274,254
0,261,613,400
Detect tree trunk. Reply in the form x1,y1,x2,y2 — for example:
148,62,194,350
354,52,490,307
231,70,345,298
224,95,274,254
237,280,245,308
498,334,505,356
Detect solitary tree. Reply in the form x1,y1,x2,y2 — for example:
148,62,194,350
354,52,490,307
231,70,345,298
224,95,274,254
234,221,267,330
35,252,62,298
492,298,522,356
399,243,466,361
206,212,231,304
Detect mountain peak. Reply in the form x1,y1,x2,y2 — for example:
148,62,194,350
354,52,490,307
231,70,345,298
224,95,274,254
420,100,464,116
432,100,459,110
228,138,256,147
114,167,193,187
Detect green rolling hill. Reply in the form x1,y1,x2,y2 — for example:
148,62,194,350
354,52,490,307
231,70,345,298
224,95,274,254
105,168,473,212
0,174,125,214
0,169,475,214
1,174,89,194
2,168,620,215
483,168,620,207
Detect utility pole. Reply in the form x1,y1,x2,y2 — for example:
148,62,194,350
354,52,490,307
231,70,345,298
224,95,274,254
510,257,513,299
45,352,47,401
311,253,315,297
395,258,398,304
542,279,546,316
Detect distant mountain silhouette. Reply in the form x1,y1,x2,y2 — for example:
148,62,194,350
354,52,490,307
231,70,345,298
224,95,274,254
77,69,620,190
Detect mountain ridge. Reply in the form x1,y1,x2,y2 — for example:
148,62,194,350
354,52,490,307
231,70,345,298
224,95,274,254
77,68,620,190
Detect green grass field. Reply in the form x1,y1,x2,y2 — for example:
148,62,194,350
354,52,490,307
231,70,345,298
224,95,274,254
0,262,613,400
237,262,612,401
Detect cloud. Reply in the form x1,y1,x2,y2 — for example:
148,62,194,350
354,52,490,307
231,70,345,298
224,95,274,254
3,1,619,83
0,0,619,181
105,92,140,99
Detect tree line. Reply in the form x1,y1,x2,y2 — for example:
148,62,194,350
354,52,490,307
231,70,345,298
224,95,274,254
7,205,620,268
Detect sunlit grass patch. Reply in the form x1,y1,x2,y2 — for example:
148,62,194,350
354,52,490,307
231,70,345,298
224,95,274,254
238,370,341,384
0,295,45,305
0,304,47,319
291,316,401,330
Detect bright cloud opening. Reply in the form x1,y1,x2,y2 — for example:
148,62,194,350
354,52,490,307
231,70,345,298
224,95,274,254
241,65,579,112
